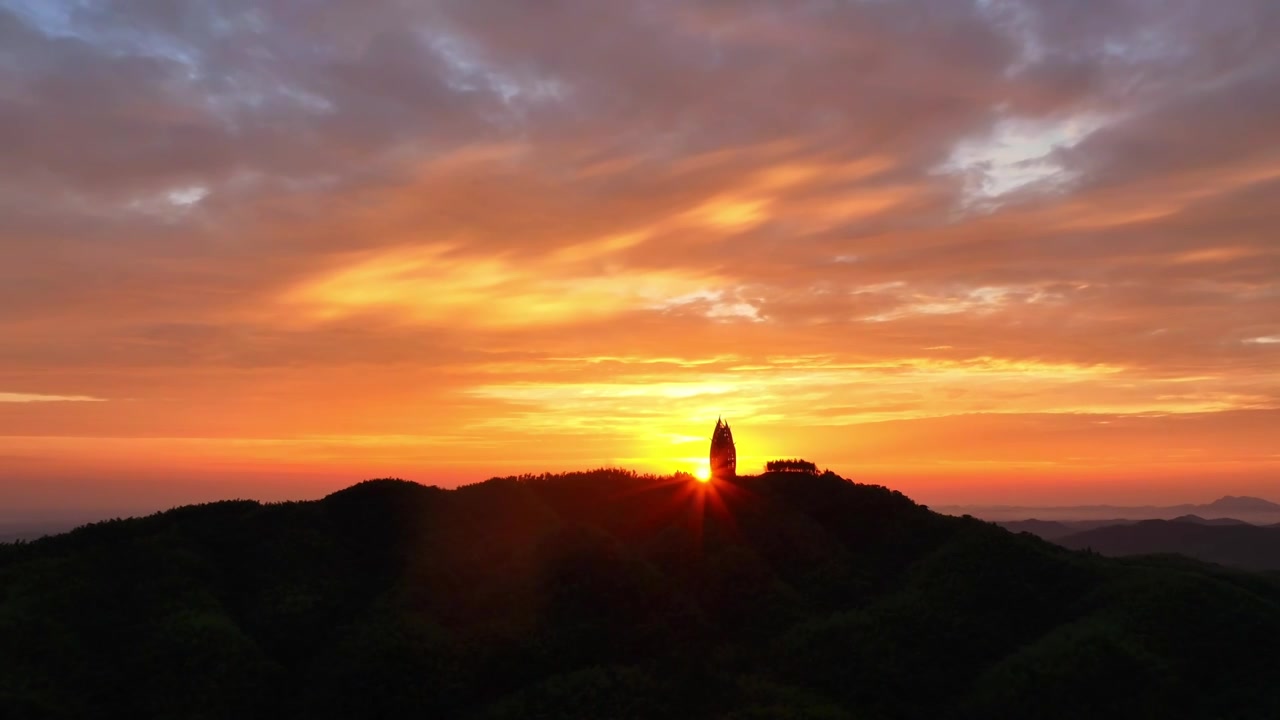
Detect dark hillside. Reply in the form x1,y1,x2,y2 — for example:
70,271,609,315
3,470,1279,719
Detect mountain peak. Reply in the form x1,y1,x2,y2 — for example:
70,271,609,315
1204,496,1280,512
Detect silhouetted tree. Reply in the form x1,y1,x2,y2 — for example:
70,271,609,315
765,459,819,474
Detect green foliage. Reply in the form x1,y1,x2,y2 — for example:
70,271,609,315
2,470,1279,718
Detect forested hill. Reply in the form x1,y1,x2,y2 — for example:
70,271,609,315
3,469,1280,719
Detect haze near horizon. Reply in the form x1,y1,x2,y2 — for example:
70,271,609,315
1,0,1278,515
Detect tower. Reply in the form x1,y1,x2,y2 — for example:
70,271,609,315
710,417,737,480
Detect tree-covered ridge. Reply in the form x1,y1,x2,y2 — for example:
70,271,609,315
2,469,1279,719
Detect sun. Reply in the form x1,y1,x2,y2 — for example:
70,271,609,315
694,462,712,483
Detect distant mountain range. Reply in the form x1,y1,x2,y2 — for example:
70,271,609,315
1169,514,1252,526
940,495,1280,523
998,514,1260,542
996,518,1118,541
971,496,1280,571
1201,495,1280,514
0,518,100,542
1055,518,1280,572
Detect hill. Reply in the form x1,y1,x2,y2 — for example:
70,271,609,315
3,470,1280,719
996,518,1137,541
1169,514,1251,526
999,515,1255,543
993,518,1076,540
1203,496,1280,514
1058,518,1280,572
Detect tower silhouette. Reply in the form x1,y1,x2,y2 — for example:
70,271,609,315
710,417,737,480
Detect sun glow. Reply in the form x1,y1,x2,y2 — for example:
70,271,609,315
694,461,712,483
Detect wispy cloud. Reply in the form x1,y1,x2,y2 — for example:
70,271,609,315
0,393,105,403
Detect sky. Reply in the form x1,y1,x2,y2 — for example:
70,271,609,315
1,0,1278,517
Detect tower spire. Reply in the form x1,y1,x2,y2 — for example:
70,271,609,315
710,416,737,480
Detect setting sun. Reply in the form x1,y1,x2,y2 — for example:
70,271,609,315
694,465,712,483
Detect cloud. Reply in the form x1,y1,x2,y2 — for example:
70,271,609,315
0,393,104,403
279,242,735,329
0,0,1278,506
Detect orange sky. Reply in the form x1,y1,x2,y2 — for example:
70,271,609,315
1,0,1278,516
